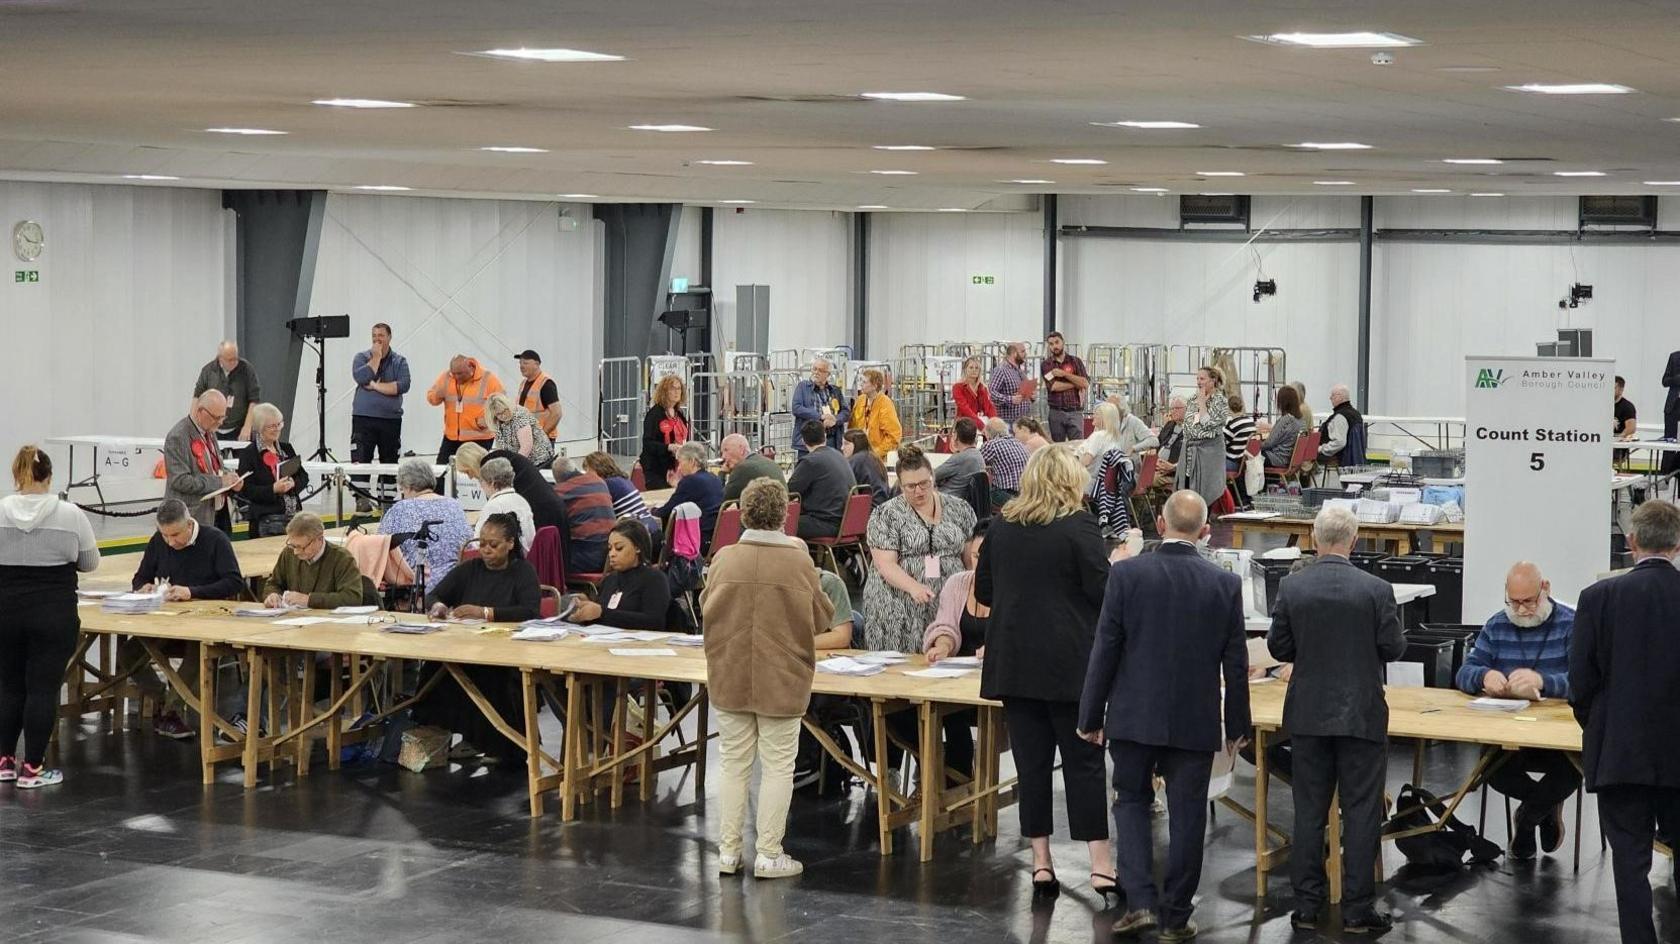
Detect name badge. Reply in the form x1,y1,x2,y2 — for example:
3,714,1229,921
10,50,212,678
923,555,940,580
608,592,623,609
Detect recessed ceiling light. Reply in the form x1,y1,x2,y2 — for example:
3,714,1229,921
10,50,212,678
1051,158,1108,165
354,185,412,191
558,193,599,199
313,98,416,109
1313,180,1356,186
628,124,713,132
1442,158,1502,165
719,199,756,204
1507,83,1634,95
1201,192,1236,196
1553,171,1606,177
873,145,937,151
1092,120,1201,129
936,207,968,212
122,174,180,181
205,127,287,136
1411,188,1452,194
856,205,889,210
468,48,624,62
1293,142,1373,150
869,169,918,175
860,91,966,102
1471,192,1506,196
1131,187,1169,193
695,159,753,166
1246,31,1423,48
480,146,549,153
1000,179,1055,184
1644,181,1680,186
1196,171,1245,177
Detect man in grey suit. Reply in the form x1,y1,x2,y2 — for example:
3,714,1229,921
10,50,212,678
1267,506,1406,934
1079,490,1250,941
163,390,244,533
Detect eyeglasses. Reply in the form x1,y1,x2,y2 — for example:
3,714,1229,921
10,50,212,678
285,538,316,553
1504,594,1545,611
900,479,934,492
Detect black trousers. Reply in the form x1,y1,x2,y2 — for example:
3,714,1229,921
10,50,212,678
0,596,79,766
435,437,492,493
1289,734,1388,914
884,706,976,784
351,415,403,496
1109,739,1214,928
1664,405,1680,475
1598,785,1680,944
795,515,840,541
1002,697,1109,841
1485,748,1583,824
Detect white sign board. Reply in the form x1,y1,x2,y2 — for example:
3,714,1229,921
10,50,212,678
1463,356,1612,622
99,441,161,480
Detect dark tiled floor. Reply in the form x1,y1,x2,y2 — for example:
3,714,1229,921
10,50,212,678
4,714,1676,944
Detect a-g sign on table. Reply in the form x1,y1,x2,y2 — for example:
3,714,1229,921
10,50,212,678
1475,368,1509,389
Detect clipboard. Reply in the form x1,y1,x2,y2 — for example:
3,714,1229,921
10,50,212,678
278,455,303,479
199,471,252,503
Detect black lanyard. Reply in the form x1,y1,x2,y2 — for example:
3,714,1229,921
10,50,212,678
1516,610,1559,668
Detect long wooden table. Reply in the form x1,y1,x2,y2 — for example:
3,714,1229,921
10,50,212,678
1244,682,1583,903
68,603,1006,861
1225,517,1466,554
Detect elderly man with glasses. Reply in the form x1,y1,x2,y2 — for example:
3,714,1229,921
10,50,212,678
791,357,847,454
261,513,365,610
1456,560,1580,860
163,390,245,534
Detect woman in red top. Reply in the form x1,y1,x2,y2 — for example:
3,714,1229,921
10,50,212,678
952,355,998,423
640,374,690,486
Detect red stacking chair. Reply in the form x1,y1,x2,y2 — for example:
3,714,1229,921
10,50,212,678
806,485,874,576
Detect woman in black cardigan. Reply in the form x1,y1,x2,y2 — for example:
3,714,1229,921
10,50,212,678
572,519,671,631
975,444,1117,906
640,374,690,487
237,403,309,535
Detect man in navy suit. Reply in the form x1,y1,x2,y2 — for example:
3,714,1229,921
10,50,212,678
1570,499,1680,944
1079,490,1250,941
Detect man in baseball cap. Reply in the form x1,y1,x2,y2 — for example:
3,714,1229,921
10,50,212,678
515,350,561,443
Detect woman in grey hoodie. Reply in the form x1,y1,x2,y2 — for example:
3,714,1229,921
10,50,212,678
0,445,99,787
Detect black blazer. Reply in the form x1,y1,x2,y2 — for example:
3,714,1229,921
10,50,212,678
975,511,1109,703
236,441,308,521
1267,556,1406,743
640,406,688,486
1664,350,1680,414
1569,558,1680,791
1078,542,1250,751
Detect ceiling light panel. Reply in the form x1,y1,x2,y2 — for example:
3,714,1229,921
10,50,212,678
873,145,937,151
1471,192,1506,196
1553,171,1606,177
1506,83,1633,94
860,91,966,102
1313,180,1356,185
1051,158,1108,165
869,169,917,175
1442,158,1501,164
1000,179,1055,184
122,174,179,180
558,193,599,199
1294,142,1372,150
205,127,287,135
1247,31,1423,48
629,124,712,132
468,48,623,62
695,159,753,165
1092,120,1200,129
480,146,548,153
355,185,412,191
313,98,416,108
1411,188,1452,193
1196,171,1245,176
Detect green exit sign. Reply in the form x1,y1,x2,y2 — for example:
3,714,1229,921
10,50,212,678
970,274,996,285
14,270,39,283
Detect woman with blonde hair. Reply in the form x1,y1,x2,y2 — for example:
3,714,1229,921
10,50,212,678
486,392,554,467
952,355,998,423
641,374,689,486
849,367,901,459
1177,365,1232,507
975,444,1117,904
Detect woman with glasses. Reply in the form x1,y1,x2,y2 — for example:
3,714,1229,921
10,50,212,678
237,402,309,536
485,392,555,468
860,443,976,654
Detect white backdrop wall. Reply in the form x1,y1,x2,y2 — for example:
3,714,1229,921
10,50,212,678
300,194,600,459
0,181,229,492
712,208,851,356
867,211,1045,360
1061,196,1360,413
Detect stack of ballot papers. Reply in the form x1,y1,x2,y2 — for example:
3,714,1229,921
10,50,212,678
385,620,444,634
101,590,166,614
852,651,910,665
581,630,672,642
666,634,704,647
511,623,578,641
938,656,982,668
904,666,973,679
333,605,379,615
1468,697,1531,712
234,607,291,618
816,656,887,676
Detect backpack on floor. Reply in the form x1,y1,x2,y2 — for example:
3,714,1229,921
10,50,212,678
1384,783,1503,871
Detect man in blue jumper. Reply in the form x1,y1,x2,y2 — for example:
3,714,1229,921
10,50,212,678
791,357,847,454
1456,560,1579,860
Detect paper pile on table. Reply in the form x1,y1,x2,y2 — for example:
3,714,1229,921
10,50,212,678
101,590,166,614
816,657,887,677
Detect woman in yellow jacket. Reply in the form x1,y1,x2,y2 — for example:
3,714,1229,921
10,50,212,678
849,367,901,460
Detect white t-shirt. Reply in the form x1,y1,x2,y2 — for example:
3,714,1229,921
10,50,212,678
478,490,535,551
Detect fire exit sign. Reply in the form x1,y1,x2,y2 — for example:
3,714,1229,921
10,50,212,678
14,270,39,283
970,274,996,285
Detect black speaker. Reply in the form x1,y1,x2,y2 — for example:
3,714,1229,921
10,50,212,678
286,315,351,339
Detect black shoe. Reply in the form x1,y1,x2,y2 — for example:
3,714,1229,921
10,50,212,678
1342,910,1395,935
1510,821,1538,860
1289,909,1319,931
1030,867,1059,902
1539,804,1565,854
1090,873,1121,910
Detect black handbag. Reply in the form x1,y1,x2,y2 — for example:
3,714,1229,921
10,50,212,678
1384,783,1503,871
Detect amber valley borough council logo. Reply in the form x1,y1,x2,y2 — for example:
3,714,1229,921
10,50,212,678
1475,368,1509,389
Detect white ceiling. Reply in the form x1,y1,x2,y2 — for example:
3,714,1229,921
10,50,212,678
7,0,1680,210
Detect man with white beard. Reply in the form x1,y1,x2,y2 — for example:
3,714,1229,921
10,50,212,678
1455,560,1580,860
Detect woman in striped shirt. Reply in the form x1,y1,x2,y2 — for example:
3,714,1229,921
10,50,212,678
1224,393,1259,510
582,451,662,544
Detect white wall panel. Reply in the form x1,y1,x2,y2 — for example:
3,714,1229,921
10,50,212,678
0,182,228,488
301,195,599,457
867,212,1044,359
712,208,851,356
670,204,703,288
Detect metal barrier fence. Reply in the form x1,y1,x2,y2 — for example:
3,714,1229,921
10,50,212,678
597,356,645,461
1087,343,1165,423
1161,345,1288,421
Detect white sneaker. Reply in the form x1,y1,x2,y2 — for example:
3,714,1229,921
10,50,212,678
718,853,742,875
754,853,804,879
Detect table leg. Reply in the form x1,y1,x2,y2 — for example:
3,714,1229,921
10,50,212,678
610,687,628,809
640,682,657,802
297,654,315,776
694,689,709,801
561,672,583,821
1230,527,1245,549
242,648,265,788
326,654,344,770
1412,738,1425,785
1328,790,1343,905
1254,727,1270,902
918,701,940,862
100,635,116,734
521,669,544,817
199,644,218,785
971,708,989,844
872,699,893,857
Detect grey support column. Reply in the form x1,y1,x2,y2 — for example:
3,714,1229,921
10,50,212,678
1357,195,1374,410
595,204,681,358
222,189,327,424
1043,194,1058,337
852,212,870,358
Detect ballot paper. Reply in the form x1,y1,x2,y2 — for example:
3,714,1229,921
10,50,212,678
1468,697,1531,712
816,656,887,677
938,656,982,668
666,634,705,647
274,616,337,627
512,625,570,642
235,608,292,618
333,605,379,615
446,617,486,626
903,667,973,679
608,648,677,657
581,632,639,642
853,651,910,665
102,591,166,614
384,622,444,634
1208,747,1239,800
